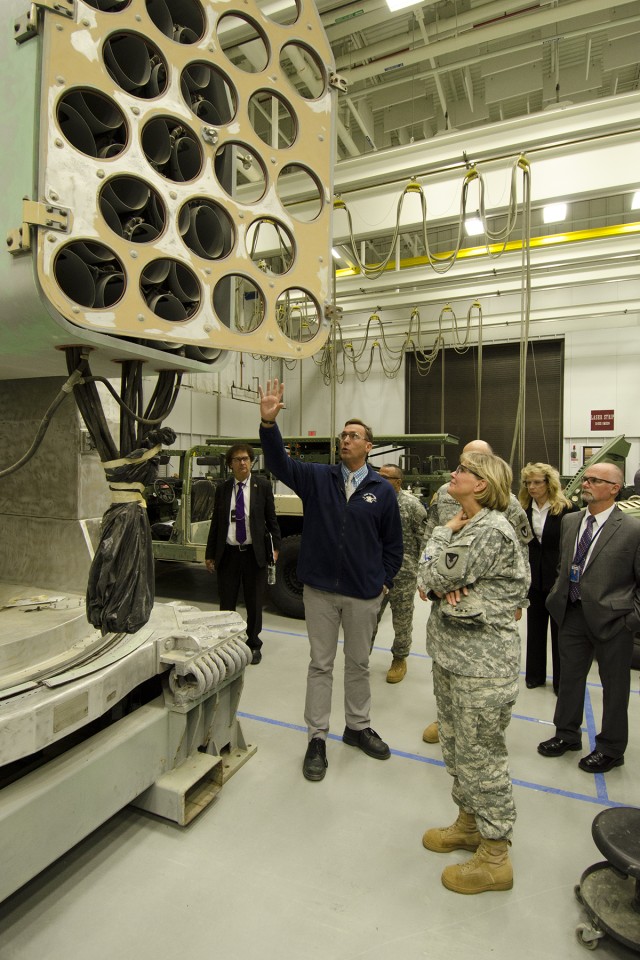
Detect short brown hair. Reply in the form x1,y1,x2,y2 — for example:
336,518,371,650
344,418,373,443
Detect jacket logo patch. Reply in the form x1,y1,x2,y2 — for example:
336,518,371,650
445,552,458,569
521,525,529,538
363,493,377,503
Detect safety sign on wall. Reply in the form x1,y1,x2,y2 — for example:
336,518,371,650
590,410,614,431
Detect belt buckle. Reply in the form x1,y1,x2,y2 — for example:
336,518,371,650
238,543,247,552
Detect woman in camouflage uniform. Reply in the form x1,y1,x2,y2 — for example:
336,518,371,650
418,452,530,895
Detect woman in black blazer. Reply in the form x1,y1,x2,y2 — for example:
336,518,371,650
518,462,573,692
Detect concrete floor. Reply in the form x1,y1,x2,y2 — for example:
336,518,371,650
0,560,638,960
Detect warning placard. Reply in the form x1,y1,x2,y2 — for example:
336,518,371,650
590,410,614,431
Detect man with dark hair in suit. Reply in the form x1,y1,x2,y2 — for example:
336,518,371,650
538,460,640,773
205,443,281,665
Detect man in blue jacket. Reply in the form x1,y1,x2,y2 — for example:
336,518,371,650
259,379,403,781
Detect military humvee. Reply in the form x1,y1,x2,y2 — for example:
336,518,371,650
147,432,460,618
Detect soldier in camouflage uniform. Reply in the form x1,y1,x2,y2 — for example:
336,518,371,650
421,440,532,743
371,465,428,683
418,451,530,895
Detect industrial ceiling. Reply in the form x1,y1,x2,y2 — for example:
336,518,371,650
308,0,640,331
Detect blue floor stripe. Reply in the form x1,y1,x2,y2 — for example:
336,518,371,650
583,686,610,803
238,709,626,810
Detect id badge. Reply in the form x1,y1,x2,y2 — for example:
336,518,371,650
570,564,581,584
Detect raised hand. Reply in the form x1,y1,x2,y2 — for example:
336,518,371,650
259,378,285,422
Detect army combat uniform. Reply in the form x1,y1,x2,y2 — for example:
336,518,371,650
418,509,530,840
371,488,427,659
425,484,532,598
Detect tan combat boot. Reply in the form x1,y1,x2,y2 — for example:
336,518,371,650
422,809,481,853
441,838,513,894
386,658,407,683
422,721,439,743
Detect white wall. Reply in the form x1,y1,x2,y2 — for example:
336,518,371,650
160,321,640,485
563,326,640,482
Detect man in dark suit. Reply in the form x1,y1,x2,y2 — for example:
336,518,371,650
538,461,640,773
205,443,281,665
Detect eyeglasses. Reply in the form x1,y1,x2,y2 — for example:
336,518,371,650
582,475,618,486
454,464,482,479
231,456,251,464
525,479,546,486
339,431,366,442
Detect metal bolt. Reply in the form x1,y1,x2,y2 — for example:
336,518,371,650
81,18,90,26
56,75,65,84
49,191,59,201
130,251,138,258
268,334,274,341
72,306,79,313
55,139,63,148
204,323,212,332
137,314,145,322
131,106,140,116
318,135,324,141
96,169,105,178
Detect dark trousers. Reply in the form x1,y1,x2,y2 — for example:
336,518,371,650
553,602,634,758
525,585,560,690
217,545,267,651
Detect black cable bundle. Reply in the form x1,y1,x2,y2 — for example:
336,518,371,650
64,348,181,634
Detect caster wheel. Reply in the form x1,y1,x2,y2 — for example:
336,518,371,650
574,883,584,906
576,923,601,950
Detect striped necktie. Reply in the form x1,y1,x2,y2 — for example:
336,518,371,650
568,514,595,602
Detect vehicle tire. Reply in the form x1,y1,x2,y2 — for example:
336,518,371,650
269,534,304,619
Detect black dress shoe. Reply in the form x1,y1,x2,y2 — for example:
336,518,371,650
578,750,624,774
250,648,262,665
526,680,545,689
342,726,391,760
303,737,327,781
538,736,581,757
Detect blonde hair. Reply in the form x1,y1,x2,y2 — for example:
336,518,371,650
518,462,571,515
460,452,512,512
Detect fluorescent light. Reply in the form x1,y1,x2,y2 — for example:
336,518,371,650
386,0,422,11
465,217,483,237
331,248,341,260
543,202,567,224
632,190,640,210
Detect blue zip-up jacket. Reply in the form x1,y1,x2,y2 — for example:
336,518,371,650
260,423,403,599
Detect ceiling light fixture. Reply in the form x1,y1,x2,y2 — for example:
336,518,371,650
632,190,640,210
385,0,423,12
543,202,568,224
464,217,484,237
331,248,342,260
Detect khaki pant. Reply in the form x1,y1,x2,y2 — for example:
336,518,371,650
303,585,383,740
